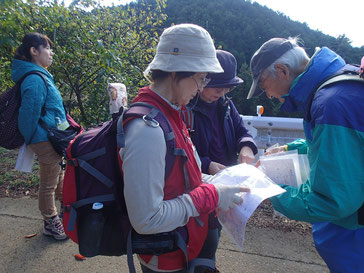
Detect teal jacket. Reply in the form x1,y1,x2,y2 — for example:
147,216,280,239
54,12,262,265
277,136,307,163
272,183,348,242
270,48,364,230
11,59,67,144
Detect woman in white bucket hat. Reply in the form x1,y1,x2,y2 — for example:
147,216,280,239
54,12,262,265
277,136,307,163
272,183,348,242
119,24,250,273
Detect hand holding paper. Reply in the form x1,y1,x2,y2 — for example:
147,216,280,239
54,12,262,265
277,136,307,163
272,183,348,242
209,163,286,250
214,184,250,211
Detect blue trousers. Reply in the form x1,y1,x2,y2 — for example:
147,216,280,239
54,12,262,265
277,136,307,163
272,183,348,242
312,222,364,273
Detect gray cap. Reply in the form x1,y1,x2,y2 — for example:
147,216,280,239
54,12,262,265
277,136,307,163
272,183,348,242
144,24,223,76
247,38,296,99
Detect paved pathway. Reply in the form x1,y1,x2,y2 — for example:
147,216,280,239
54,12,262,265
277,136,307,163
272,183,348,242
0,197,328,273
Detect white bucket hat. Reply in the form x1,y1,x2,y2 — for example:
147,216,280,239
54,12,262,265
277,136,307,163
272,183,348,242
144,23,223,77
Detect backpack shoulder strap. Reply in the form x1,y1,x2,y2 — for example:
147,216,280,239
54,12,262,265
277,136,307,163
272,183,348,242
117,102,176,179
315,74,364,93
19,71,49,117
307,65,364,121
19,71,48,85
181,107,194,134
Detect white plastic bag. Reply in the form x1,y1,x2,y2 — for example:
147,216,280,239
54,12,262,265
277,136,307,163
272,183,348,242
107,83,128,114
15,144,35,173
209,164,286,250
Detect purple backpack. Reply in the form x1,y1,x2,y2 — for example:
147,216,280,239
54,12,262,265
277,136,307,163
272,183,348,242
62,102,195,273
0,71,47,149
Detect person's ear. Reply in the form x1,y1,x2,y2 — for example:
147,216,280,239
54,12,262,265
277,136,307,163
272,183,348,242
275,63,290,81
29,47,38,57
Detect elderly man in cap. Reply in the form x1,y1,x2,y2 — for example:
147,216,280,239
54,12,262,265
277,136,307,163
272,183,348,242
248,37,364,272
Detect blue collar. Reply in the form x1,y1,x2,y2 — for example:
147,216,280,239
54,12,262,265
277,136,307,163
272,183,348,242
280,47,346,113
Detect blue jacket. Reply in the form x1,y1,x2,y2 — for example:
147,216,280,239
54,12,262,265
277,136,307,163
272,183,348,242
11,59,66,144
186,96,257,173
270,47,364,230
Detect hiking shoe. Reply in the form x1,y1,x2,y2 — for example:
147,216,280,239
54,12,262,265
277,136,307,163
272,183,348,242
43,215,68,240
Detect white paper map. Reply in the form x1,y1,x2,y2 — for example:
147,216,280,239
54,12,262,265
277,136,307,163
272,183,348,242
209,164,286,250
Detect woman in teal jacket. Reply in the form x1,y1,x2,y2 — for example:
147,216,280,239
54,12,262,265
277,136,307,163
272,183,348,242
12,33,68,240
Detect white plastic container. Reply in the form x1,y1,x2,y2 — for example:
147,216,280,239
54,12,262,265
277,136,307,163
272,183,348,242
259,150,310,187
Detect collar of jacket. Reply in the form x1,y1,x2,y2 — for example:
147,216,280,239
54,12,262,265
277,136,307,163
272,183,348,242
11,59,52,83
280,47,346,113
188,95,230,115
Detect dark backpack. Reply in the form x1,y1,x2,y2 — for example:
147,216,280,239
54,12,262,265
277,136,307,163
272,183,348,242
0,71,47,149
62,102,200,273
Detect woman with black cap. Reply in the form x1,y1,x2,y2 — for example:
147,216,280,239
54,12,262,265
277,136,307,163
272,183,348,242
186,50,257,175
184,50,258,272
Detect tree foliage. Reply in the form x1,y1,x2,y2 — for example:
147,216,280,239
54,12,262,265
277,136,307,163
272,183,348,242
0,0,166,126
1,0,363,122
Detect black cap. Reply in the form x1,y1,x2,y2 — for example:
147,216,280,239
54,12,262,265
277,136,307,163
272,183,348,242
247,38,296,99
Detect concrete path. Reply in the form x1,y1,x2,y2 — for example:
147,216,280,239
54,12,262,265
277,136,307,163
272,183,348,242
0,197,328,273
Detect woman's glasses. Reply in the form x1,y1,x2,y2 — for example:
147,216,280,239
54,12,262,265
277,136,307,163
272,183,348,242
191,76,211,91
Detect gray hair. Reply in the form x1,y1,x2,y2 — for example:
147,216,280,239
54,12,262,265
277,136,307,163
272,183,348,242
266,37,310,80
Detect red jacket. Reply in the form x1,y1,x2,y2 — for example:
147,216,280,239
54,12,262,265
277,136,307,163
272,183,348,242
133,87,209,270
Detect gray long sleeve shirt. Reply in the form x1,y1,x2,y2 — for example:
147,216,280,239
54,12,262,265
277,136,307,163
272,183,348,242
119,118,199,235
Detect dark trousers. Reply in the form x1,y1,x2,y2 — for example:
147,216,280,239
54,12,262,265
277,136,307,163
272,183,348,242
140,227,221,273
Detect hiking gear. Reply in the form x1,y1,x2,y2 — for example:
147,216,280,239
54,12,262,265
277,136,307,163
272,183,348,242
205,50,244,88
247,38,297,99
63,100,214,273
63,103,178,251
0,71,47,149
11,59,67,145
43,215,68,240
143,24,223,77
39,113,82,157
315,67,364,93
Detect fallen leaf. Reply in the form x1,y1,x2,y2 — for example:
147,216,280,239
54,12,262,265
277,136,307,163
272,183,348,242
74,254,86,261
25,233,37,238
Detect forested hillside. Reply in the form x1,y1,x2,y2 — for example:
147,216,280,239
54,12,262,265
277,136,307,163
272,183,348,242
1,0,363,125
163,0,364,117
